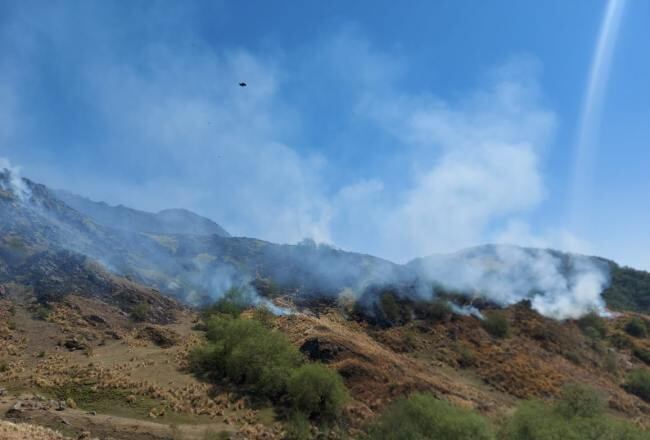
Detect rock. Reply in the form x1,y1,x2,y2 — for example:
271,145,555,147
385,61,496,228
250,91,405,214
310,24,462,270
136,325,179,348
6,401,23,418
126,394,137,404
300,337,347,363
63,338,88,351
66,397,77,409
61,418,70,425
85,314,107,325
87,410,97,416
78,432,92,440
0,387,5,396
55,400,67,411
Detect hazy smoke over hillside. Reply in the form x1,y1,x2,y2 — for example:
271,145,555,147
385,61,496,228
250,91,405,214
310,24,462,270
412,245,610,319
0,157,612,320
0,158,30,200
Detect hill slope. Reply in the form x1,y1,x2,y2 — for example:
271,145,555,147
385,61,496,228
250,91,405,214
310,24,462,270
55,190,231,237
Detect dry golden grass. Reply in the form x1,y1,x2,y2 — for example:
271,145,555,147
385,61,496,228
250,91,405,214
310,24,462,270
0,419,94,440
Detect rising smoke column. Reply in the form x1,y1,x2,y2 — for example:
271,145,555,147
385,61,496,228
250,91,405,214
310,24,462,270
411,245,610,320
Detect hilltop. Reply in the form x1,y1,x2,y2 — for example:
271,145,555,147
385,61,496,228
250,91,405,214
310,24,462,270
1,170,650,438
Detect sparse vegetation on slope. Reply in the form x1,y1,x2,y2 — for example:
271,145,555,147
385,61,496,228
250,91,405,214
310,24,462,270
190,298,350,426
367,393,495,440
501,384,647,440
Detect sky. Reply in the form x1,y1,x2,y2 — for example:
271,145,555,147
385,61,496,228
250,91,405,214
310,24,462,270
0,0,649,268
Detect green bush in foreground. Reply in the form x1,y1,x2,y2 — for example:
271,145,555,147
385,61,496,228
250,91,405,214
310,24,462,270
284,412,312,440
624,369,650,402
368,393,494,440
502,384,647,440
481,312,510,339
287,363,349,420
190,315,302,399
555,383,604,419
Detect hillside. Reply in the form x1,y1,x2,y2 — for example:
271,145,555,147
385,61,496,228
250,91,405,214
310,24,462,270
55,190,231,237
1,169,650,438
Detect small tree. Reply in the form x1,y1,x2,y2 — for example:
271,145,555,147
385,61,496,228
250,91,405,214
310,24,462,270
130,303,150,322
287,363,349,421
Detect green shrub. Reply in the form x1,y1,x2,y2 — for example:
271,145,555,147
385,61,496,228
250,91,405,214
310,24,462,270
609,332,633,349
481,312,510,339
379,292,401,324
252,306,276,328
455,343,476,368
625,318,648,338
202,287,254,319
0,360,8,372
368,393,494,440
556,384,604,419
501,399,647,440
287,364,348,421
130,303,150,322
423,299,453,323
624,369,650,402
190,315,302,399
284,412,312,440
33,304,51,321
577,313,607,339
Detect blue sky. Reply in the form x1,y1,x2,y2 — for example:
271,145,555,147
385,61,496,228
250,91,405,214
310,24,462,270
0,0,648,268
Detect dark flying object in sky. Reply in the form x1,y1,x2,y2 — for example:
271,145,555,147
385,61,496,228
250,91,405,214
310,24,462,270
239,82,247,87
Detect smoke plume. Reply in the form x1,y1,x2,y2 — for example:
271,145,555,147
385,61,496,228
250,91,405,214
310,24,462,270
410,245,610,319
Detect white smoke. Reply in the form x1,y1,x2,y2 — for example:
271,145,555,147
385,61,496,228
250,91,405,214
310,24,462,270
415,245,610,320
0,157,31,201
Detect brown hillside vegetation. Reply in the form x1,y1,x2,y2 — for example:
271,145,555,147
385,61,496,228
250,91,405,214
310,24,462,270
1,279,650,438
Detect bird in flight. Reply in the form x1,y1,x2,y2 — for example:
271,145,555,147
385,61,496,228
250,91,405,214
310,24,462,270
239,82,247,87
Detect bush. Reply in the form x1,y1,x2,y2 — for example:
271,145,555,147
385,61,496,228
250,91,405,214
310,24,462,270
455,343,476,368
501,399,647,440
284,412,312,440
0,360,8,373
577,313,607,339
202,287,254,319
33,304,51,321
252,306,276,328
556,384,604,419
379,292,401,325
190,315,302,399
368,393,494,440
625,318,648,338
287,364,349,420
423,299,453,323
130,303,150,322
481,312,510,339
624,369,650,402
